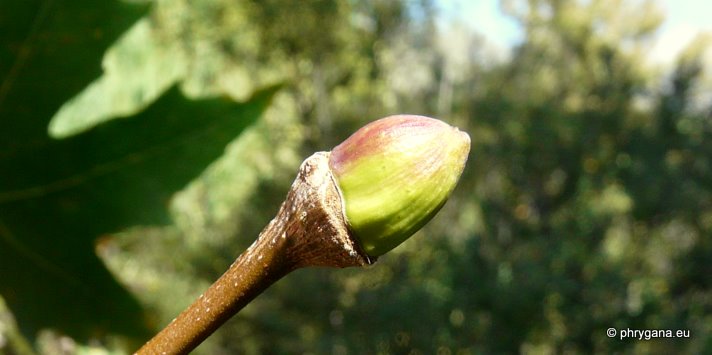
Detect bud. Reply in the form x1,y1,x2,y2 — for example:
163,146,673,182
329,115,470,256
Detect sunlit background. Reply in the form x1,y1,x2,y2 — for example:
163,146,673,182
1,0,710,354
443,0,712,63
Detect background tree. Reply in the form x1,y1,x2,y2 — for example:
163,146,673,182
1,0,710,354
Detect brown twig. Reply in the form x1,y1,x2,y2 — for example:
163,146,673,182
135,152,374,355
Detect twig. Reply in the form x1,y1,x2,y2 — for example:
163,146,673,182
136,114,471,354
135,152,373,355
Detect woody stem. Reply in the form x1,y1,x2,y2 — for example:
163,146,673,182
135,152,372,355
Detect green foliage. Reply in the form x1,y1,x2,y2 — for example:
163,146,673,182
0,0,147,145
2,0,711,353
0,0,278,342
0,83,278,339
0,0,148,340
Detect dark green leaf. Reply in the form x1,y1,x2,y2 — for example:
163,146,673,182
1,0,147,340
1,0,279,341
0,84,279,340
0,0,148,154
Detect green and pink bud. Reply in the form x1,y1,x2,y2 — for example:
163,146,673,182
329,115,470,257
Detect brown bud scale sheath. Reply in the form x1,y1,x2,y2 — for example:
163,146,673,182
136,152,373,355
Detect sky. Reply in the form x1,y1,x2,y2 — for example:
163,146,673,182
651,0,712,66
438,0,712,68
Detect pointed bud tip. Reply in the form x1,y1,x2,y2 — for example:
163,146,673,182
329,115,471,256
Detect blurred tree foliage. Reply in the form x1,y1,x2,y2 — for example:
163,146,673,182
1,0,711,354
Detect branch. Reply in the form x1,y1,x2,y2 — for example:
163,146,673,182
135,153,372,354
135,115,470,354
